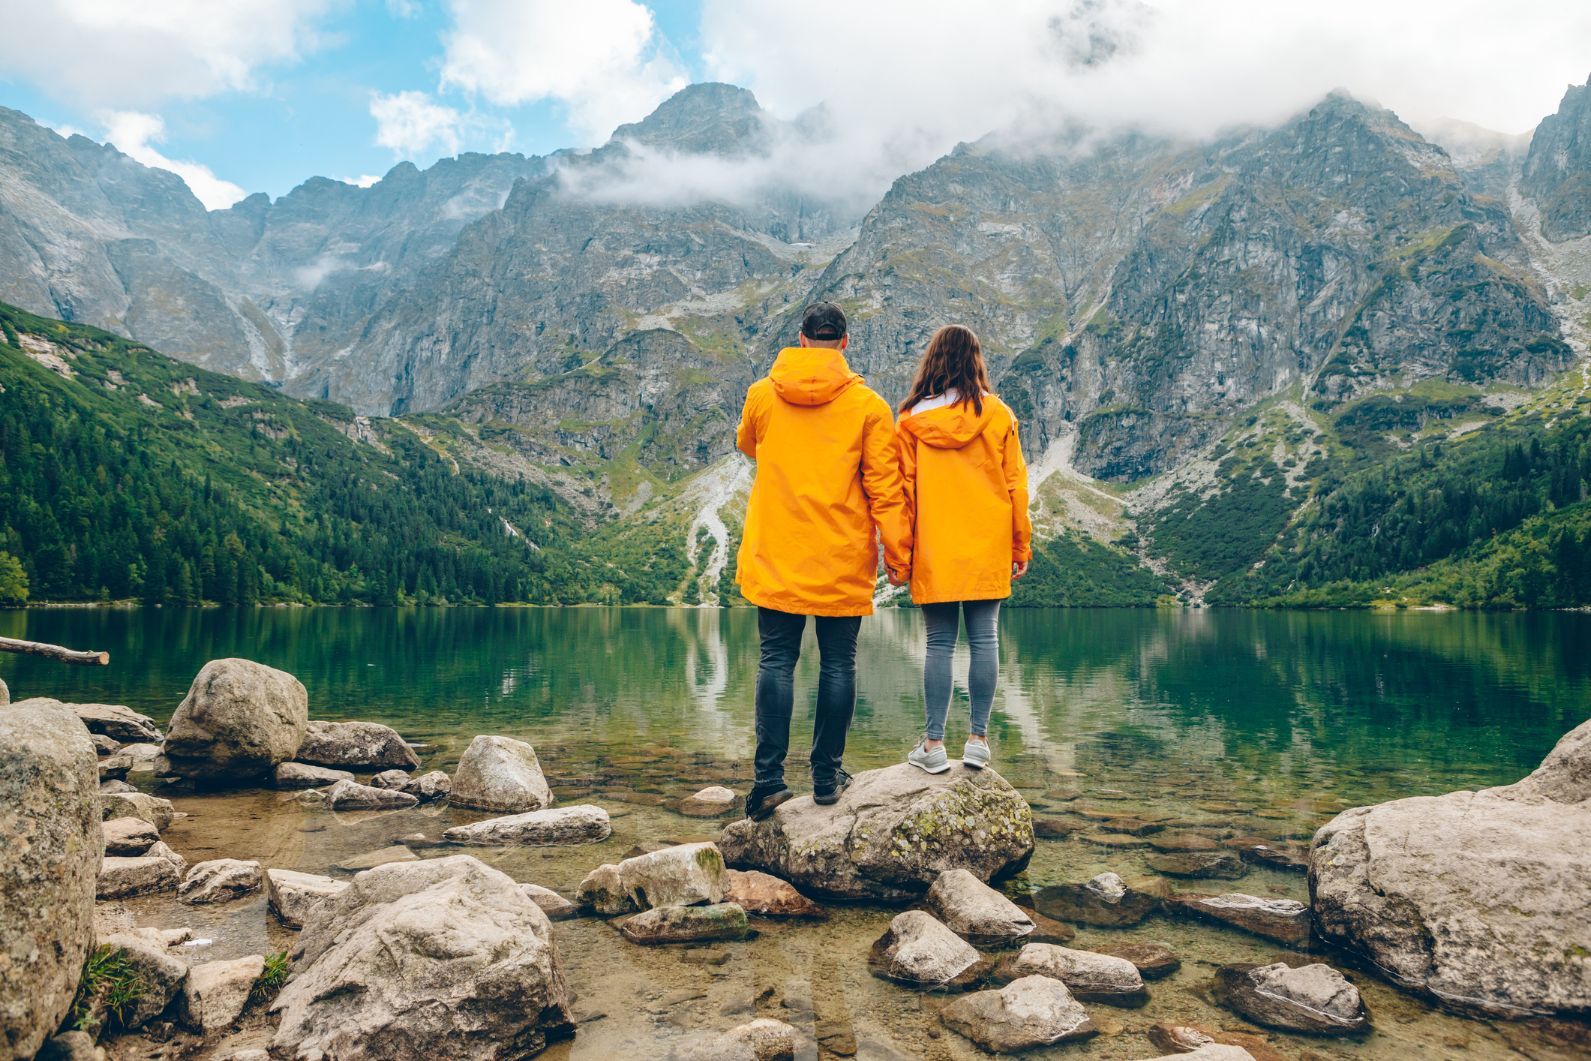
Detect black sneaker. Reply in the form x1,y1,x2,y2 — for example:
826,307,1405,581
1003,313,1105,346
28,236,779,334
813,770,852,806
746,785,793,821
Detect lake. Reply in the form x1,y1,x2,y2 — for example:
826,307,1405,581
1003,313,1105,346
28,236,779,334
4,607,1588,1058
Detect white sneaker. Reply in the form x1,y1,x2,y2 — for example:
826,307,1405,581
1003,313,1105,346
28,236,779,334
962,738,992,770
907,740,951,774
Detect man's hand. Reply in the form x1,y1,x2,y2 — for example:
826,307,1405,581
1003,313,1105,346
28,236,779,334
1012,560,1029,580
887,567,909,587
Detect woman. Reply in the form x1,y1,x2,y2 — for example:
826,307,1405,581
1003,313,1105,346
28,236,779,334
896,324,1031,772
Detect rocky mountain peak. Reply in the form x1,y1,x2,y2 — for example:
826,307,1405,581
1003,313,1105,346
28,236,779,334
609,82,768,156
1522,74,1591,241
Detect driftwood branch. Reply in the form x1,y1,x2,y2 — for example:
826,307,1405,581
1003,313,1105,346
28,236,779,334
0,636,109,666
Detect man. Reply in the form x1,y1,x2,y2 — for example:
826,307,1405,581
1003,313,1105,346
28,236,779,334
734,301,912,820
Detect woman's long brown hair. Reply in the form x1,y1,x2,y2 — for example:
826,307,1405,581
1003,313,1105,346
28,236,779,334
900,324,993,415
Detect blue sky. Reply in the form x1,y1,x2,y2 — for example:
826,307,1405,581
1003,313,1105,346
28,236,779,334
1,1,1586,210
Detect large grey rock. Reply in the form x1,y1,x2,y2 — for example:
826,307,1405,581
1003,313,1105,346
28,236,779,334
271,855,574,1059
1174,893,1311,946
868,910,986,989
995,943,1147,1004
718,764,1033,901
100,790,176,830
267,868,350,930
162,659,308,781
68,703,162,744
443,805,610,846
102,816,160,855
98,854,179,898
296,720,419,770
1311,716,1591,1016
449,735,552,812
100,931,188,1029
925,868,1034,947
620,903,751,945
326,778,419,811
0,700,102,1060
273,761,354,789
577,841,725,914
179,858,263,904
1213,962,1370,1036
181,954,264,1035
941,975,1096,1051
1033,871,1160,927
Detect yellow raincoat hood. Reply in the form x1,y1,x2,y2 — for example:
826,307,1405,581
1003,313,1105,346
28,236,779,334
769,347,862,406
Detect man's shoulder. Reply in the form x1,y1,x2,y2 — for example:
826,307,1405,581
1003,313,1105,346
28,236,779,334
846,380,894,419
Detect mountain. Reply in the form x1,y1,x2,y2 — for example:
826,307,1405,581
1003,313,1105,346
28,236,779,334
1521,77,1591,241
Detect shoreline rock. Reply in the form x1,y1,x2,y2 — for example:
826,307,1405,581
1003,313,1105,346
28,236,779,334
678,785,738,817
69,703,163,744
162,658,308,782
98,855,179,899
296,720,419,770
180,858,264,904
181,955,266,1035
273,762,355,789
924,868,1035,947
724,869,824,919
1213,962,1370,1036
994,943,1147,1005
267,868,350,930
620,902,751,944
1173,893,1312,947
578,842,726,915
443,805,611,846
941,975,1096,1051
103,816,160,856
450,735,552,813
868,910,987,990
326,778,419,811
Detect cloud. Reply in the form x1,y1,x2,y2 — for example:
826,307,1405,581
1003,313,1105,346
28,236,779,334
337,174,384,188
568,0,1590,212
370,90,467,157
439,0,687,144
101,111,247,210
0,0,335,111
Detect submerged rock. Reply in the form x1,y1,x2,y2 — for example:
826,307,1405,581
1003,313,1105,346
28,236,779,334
1140,1046,1258,1061
724,869,824,919
940,975,1096,1051
100,790,176,831
443,805,611,846
1174,893,1312,947
577,841,726,914
671,1018,800,1061
1032,871,1159,927
519,882,578,921
678,785,739,817
336,845,419,872
181,954,265,1035
180,858,264,904
621,903,751,944
271,855,574,1059
718,763,1033,901
102,816,160,856
98,855,179,899
267,868,350,930
162,658,308,782
1091,940,1180,979
995,942,1147,1005
100,931,188,1029
1213,962,1370,1036
273,761,355,789
70,703,163,744
450,735,552,813
0,700,102,1061
327,778,420,811
868,910,986,989
1147,851,1247,879
925,868,1035,947
1311,717,1591,1017
296,720,419,770
1148,1024,1282,1061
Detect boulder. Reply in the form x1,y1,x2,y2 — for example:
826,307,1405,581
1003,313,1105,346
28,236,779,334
181,954,265,1035
718,763,1033,901
267,868,350,930
273,762,354,789
620,903,751,944
98,855,179,899
940,975,1096,1051
443,805,611,846
1213,962,1370,1036
994,942,1147,1004
519,883,578,921
671,1018,799,1061
1092,940,1180,979
868,910,986,989
179,858,263,904
270,855,574,1059
678,785,739,817
1311,717,1591,1017
1146,851,1247,879
0,700,103,1060
925,868,1035,947
724,869,824,919
295,720,419,770
1173,893,1311,946
100,931,188,1029
449,735,551,812
326,778,419,811
1033,871,1159,927
577,841,725,915
162,659,308,781
335,845,418,872
100,790,176,830
102,816,159,855
67,703,162,744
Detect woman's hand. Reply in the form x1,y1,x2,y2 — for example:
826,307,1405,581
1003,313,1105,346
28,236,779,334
1012,560,1028,580
887,567,909,587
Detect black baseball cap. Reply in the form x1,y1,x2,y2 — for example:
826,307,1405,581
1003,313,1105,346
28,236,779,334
800,301,847,341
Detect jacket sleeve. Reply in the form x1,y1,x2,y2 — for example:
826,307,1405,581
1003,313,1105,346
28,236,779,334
735,388,760,459
1005,418,1033,565
896,419,919,543
861,398,912,578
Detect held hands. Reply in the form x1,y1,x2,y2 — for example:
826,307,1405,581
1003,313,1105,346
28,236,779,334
887,567,909,587
1012,560,1029,580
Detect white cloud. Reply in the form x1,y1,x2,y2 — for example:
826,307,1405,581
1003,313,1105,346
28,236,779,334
0,0,335,110
439,0,687,144
337,174,384,188
101,111,247,210
385,0,421,19
370,90,467,157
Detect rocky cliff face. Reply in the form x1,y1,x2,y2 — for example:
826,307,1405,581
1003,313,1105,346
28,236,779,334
1522,77,1591,241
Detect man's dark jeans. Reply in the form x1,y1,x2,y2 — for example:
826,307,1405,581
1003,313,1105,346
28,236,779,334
752,606,861,792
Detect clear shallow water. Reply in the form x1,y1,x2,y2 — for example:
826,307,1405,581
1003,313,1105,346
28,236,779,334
4,607,1589,1058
